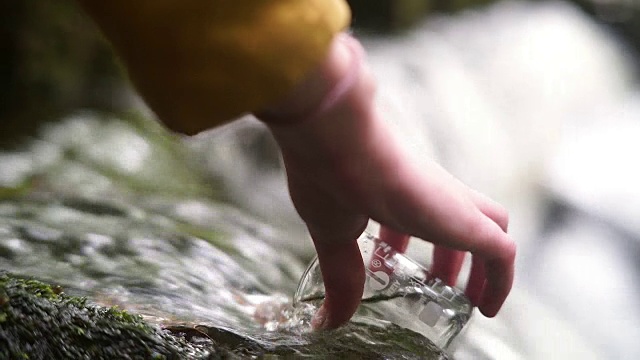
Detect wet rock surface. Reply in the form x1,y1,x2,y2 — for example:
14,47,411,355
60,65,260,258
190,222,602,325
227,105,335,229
0,272,448,359
0,272,228,360
0,114,449,359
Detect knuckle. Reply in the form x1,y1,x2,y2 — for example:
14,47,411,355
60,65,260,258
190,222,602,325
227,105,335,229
495,206,510,231
466,214,495,245
465,213,515,262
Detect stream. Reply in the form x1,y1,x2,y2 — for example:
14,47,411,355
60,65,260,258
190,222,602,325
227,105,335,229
3,0,635,358
0,114,450,358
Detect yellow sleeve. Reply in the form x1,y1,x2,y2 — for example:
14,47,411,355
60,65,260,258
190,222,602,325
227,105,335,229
78,0,351,134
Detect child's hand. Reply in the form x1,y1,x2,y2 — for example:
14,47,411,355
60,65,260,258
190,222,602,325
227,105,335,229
260,34,515,329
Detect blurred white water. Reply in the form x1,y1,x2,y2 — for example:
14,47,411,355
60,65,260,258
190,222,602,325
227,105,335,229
194,0,640,358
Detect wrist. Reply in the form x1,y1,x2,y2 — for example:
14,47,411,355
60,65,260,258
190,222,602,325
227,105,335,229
255,33,363,125
259,34,377,167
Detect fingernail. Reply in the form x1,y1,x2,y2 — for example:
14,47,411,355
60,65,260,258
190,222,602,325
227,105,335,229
311,305,328,330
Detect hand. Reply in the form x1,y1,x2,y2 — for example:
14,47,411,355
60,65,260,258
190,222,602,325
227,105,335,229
259,34,515,329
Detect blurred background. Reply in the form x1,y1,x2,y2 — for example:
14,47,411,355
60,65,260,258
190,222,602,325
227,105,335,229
2,0,640,358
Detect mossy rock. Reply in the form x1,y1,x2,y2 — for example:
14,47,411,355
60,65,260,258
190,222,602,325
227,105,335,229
0,272,232,359
0,272,449,359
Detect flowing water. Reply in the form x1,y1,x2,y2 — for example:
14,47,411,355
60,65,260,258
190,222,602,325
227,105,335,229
0,113,449,358
2,3,628,357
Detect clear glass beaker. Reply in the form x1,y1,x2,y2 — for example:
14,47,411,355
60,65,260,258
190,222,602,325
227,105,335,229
293,231,473,349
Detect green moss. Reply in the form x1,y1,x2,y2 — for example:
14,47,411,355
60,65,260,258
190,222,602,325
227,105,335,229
13,278,63,301
0,272,447,359
0,180,34,201
0,272,224,359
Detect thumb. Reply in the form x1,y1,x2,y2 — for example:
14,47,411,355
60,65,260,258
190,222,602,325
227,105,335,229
311,235,365,329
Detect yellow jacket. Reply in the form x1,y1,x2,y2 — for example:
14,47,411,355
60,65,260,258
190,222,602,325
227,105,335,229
78,0,351,134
